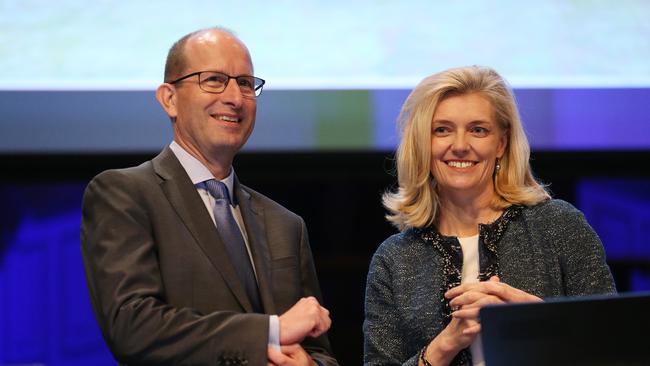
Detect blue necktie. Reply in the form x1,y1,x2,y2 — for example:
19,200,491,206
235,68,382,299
203,179,262,313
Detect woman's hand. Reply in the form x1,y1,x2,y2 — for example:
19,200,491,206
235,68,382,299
445,276,542,324
422,316,480,365
422,292,486,366
422,277,542,365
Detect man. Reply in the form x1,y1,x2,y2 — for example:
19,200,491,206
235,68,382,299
81,27,337,366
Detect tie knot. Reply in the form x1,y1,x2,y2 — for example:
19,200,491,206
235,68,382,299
204,179,232,205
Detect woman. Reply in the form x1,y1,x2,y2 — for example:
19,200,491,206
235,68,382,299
363,66,615,366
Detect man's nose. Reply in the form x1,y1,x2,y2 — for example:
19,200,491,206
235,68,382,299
220,79,244,107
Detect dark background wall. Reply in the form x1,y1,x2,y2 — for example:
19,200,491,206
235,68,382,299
2,151,649,365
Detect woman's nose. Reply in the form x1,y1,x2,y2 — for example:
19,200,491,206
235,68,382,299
451,133,470,153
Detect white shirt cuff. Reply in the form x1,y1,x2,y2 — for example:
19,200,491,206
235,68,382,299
268,315,281,351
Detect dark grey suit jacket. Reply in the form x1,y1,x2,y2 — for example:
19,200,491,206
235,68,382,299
81,147,337,365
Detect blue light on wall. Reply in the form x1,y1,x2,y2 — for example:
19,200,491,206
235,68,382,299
578,179,650,292
0,184,113,365
578,179,650,262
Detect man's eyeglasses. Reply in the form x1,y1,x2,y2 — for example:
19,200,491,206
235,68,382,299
168,71,266,98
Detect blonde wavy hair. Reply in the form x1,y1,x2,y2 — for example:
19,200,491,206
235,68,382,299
383,66,550,231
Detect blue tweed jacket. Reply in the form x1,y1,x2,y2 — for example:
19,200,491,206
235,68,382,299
363,199,616,366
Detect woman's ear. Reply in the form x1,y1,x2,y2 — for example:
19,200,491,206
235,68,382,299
155,83,178,119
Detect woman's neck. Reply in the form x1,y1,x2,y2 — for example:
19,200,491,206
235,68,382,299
436,190,502,237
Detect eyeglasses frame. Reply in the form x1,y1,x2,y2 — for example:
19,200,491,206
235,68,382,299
167,71,266,97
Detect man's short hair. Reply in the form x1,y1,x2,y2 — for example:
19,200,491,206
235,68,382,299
163,26,236,83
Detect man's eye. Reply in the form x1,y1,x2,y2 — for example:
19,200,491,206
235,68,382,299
237,78,254,88
204,75,227,84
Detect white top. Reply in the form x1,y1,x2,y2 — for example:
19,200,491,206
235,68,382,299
458,234,485,366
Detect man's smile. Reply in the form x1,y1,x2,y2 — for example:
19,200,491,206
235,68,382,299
212,114,241,123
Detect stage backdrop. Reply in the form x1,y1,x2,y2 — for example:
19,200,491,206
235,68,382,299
1,1,650,365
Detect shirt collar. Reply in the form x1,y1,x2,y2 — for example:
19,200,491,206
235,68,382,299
169,141,236,203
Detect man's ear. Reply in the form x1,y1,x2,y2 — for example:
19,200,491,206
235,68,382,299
156,83,178,119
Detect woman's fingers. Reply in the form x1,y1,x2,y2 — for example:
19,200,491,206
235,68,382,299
446,279,542,304
461,323,481,335
450,291,505,308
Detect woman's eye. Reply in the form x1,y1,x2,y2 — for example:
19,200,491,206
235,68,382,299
433,126,450,135
471,126,489,136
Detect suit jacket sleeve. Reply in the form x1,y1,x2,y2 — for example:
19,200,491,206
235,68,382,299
81,169,269,365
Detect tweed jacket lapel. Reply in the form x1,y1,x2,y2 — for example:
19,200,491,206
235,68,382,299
152,147,254,312
234,177,276,314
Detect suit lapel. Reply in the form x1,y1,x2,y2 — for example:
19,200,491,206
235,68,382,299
234,177,276,314
152,148,253,312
